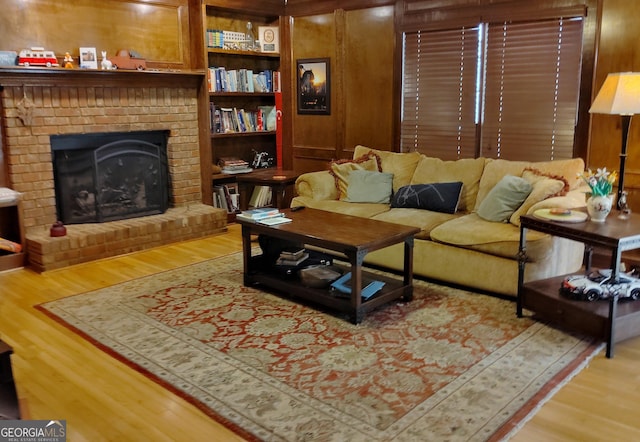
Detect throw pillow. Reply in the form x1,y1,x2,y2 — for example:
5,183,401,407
329,152,382,200
509,168,569,226
476,175,532,222
391,182,464,214
344,170,394,204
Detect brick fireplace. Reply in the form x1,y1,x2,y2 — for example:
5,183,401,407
0,70,226,271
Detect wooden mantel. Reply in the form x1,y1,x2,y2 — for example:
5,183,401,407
0,67,205,88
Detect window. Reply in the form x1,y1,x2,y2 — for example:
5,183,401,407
401,15,584,161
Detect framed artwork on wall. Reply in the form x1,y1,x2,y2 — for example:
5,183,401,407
79,47,97,69
297,58,330,115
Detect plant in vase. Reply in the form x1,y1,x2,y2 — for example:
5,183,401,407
579,168,617,222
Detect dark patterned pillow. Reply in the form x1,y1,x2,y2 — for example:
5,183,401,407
391,182,463,214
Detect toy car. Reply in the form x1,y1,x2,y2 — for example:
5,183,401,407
561,269,640,301
108,49,146,71
18,47,59,67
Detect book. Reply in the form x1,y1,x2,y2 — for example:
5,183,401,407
276,252,309,266
236,212,284,223
258,216,292,226
279,247,306,260
330,272,385,300
239,207,280,219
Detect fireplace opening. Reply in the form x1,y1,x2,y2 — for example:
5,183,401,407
51,130,170,224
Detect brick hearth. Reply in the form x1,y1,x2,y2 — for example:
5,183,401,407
0,71,226,271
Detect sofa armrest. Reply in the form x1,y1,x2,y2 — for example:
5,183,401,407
295,170,338,201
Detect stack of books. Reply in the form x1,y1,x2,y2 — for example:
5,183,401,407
218,157,252,174
276,247,308,266
236,208,292,225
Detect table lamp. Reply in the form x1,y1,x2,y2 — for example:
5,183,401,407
589,72,640,216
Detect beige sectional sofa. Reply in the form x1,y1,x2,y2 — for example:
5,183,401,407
291,145,588,297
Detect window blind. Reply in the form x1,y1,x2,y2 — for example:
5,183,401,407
402,27,480,160
482,18,583,161
401,15,584,162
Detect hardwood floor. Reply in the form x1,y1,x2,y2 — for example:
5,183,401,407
0,223,639,441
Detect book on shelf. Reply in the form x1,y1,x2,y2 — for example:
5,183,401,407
218,157,251,174
213,184,239,213
209,66,280,94
276,252,309,266
330,272,385,300
249,185,272,208
279,247,306,260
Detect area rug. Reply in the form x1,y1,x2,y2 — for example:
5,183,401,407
37,252,602,441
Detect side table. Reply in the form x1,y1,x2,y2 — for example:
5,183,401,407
517,211,640,358
236,168,299,211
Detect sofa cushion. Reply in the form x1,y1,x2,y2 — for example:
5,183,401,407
372,208,459,240
410,156,486,212
289,197,391,218
474,157,585,211
354,145,422,192
430,213,552,261
509,168,568,226
391,182,463,214
476,175,532,222
344,170,394,204
330,152,382,200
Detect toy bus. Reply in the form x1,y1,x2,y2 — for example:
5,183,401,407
18,47,59,67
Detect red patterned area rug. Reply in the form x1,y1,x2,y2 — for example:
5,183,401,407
38,252,602,441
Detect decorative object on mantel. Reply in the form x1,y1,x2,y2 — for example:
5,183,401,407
579,168,617,223
50,221,67,237
63,52,74,69
100,51,113,70
79,47,98,69
589,72,640,219
0,50,17,66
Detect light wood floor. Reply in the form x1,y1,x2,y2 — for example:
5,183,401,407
1,223,639,441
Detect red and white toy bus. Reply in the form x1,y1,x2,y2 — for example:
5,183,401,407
18,47,59,67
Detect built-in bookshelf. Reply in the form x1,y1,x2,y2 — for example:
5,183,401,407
201,4,283,217
203,8,281,176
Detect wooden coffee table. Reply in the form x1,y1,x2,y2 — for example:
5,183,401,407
238,208,420,323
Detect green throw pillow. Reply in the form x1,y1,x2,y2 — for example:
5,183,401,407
476,175,532,222
344,170,394,204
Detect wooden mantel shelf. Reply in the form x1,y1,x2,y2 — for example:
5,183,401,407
0,67,206,88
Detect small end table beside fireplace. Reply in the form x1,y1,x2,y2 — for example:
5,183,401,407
236,168,299,211
517,210,640,358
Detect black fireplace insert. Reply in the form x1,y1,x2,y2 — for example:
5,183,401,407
51,130,170,224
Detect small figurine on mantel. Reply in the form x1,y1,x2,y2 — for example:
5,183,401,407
101,51,113,70
63,52,74,69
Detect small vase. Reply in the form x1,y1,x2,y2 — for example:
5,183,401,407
586,194,613,223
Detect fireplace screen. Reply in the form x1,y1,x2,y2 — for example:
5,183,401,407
51,130,170,224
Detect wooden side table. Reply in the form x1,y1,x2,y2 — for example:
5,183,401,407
236,168,300,211
517,211,640,358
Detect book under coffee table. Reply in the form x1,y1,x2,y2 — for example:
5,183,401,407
238,208,420,323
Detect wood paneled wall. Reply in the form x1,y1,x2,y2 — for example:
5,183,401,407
0,0,192,69
590,0,640,211
288,6,395,174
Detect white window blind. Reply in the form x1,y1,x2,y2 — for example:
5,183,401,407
401,16,584,161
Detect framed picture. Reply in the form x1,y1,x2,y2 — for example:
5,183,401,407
297,58,330,115
79,47,97,69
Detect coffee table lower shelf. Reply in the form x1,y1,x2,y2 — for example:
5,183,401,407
244,259,412,323
520,275,640,356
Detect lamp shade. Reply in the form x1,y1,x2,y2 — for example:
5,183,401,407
589,72,640,115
